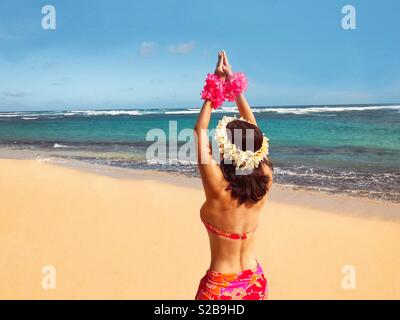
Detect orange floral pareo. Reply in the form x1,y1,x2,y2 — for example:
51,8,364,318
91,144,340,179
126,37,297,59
195,262,268,300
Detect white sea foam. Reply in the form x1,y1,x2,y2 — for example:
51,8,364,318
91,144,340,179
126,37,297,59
0,114,20,118
252,105,400,114
0,112,63,118
53,143,71,149
162,105,400,115
164,110,200,115
1,105,399,118
214,107,239,113
64,110,150,116
164,106,239,115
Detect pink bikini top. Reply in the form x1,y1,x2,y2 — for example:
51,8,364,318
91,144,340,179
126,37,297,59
201,218,257,240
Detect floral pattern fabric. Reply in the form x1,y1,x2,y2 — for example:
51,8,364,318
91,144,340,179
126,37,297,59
195,263,268,300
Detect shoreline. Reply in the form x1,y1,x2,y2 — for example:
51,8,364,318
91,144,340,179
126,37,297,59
1,158,400,299
1,145,399,205
2,152,399,221
51,158,400,221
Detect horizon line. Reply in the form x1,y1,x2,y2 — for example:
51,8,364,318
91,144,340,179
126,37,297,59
1,102,400,113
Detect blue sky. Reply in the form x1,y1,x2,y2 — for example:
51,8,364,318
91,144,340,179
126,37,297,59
0,0,399,110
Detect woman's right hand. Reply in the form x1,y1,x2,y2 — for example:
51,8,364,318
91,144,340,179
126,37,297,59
222,51,233,78
214,51,225,79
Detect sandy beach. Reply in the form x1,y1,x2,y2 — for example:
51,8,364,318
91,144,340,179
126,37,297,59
0,158,399,299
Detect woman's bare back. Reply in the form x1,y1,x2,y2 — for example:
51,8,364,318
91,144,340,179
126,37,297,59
199,164,271,273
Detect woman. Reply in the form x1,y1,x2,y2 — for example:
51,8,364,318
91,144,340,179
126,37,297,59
194,51,273,300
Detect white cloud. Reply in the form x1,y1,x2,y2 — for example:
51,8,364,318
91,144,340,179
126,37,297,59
139,41,157,57
168,41,196,54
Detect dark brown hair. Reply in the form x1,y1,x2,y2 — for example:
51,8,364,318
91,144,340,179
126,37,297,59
220,120,273,204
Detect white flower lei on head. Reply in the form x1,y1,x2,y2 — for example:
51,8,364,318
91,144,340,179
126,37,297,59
215,116,269,170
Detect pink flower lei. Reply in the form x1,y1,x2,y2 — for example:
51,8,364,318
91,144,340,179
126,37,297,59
200,74,225,109
200,72,248,109
224,72,248,102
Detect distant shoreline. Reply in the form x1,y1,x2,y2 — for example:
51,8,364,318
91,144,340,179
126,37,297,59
1,152,399,217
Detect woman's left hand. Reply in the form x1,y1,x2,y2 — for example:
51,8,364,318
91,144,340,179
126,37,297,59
214,51,225,80
222,50,233,78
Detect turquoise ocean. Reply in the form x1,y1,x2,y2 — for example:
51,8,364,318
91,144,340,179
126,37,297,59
0,104,399,202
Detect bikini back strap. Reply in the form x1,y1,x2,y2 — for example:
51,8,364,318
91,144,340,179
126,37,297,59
202,219,257,240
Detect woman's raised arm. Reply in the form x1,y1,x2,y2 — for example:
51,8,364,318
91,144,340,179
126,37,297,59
194,52,225,197
222,51,257,126
235,93,257,126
